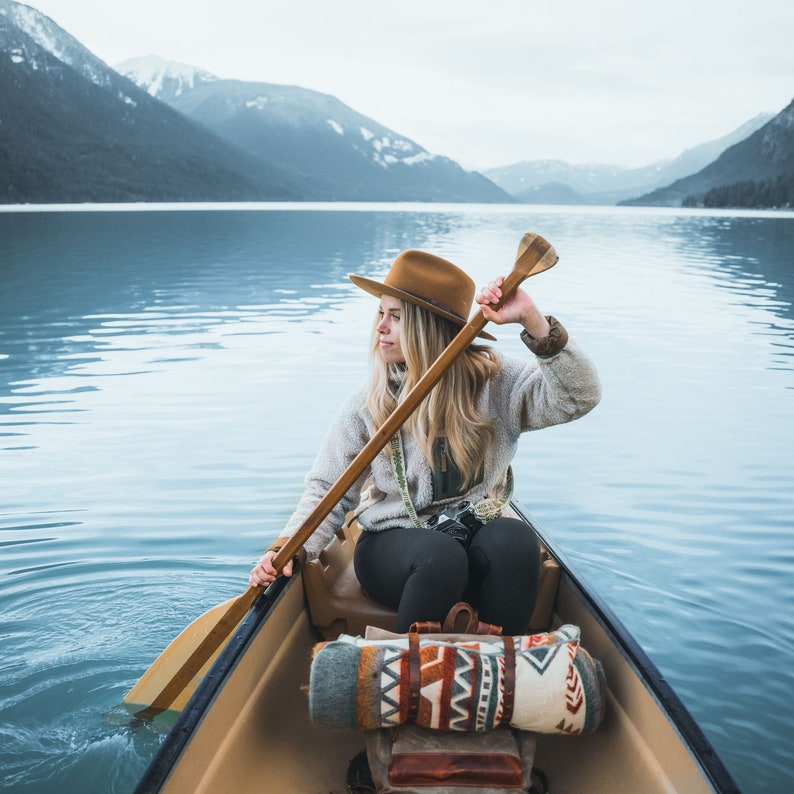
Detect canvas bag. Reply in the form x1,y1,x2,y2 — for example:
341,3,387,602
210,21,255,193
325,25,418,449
363,723,538,794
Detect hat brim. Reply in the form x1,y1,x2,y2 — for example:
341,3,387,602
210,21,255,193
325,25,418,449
349,274,497,341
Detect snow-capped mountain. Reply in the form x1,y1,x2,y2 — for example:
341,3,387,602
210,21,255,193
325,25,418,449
117,56,511,203
0,0,305,202
1,0,113,89
121,55,219,103
4,0,783,208
0,2,508,203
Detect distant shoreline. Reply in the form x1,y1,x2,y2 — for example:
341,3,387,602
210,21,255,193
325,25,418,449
1,202,792,218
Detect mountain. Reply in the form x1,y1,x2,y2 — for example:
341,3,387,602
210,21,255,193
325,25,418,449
484,114,772,205
0,0,311,203
506,179,588,206
622,99,794,208
117,56,512,203
658,114,774,186
483,159,670,205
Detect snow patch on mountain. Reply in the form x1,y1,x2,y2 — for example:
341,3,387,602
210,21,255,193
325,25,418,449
327,119,344,135
246,96,269,110
404,152,434,166
365,133,426,168
6,3,62,57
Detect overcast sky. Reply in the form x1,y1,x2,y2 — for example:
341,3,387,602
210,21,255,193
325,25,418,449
23,0,794,171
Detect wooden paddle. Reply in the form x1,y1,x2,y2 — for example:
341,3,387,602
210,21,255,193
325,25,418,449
125,232,558,719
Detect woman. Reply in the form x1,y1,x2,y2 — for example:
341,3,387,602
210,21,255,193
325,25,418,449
250,248,601,633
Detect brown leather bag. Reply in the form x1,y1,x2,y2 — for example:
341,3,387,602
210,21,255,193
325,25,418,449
361,602,536,794
365,724,535,793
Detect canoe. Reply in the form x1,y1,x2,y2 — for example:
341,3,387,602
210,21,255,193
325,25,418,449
130,502,739,793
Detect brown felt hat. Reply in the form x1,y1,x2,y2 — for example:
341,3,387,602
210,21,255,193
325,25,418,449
350,250,496,341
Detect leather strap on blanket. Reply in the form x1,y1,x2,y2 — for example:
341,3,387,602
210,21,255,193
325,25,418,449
406,621,517,727
408,631,422,723
501,634,516,725
407,603,510,725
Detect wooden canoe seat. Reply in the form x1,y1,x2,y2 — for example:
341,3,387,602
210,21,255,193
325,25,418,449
303,517,561,640
303,520,397,638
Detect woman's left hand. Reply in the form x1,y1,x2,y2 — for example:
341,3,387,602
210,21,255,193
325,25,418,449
476,276,551,338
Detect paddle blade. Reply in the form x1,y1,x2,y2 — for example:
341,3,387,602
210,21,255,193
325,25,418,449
122,596,242,721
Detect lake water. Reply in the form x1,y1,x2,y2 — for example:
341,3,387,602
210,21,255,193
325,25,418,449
1,203,793,792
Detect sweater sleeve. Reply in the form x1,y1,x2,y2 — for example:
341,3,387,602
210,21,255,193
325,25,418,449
505,334,601,433
280,388,373,560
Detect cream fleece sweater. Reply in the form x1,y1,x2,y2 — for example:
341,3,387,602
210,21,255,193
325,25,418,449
282,337,601,560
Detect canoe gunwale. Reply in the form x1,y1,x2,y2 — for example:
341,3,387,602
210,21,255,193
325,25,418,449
132,574,293,794
510,501,740,794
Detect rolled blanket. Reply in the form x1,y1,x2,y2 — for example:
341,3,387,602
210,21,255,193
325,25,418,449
309,624,606,735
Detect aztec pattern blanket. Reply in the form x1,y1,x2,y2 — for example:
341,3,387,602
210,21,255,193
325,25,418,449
309,624,605,735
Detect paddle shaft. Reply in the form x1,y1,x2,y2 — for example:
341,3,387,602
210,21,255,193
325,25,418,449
133,232,557,718
272,232,557,570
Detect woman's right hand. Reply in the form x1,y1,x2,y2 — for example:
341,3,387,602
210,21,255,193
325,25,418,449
476,276,551,338
249,550,294,588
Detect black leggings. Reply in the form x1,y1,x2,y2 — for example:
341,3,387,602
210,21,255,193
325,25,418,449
354,517,541,634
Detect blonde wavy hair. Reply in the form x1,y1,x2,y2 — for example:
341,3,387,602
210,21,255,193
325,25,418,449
366,299,501,488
